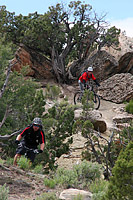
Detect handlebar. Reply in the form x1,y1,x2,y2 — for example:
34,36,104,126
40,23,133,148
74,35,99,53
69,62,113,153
17,143,42,154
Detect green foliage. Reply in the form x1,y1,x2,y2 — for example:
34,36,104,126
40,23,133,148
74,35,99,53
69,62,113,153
0,69,44,133
73,95,132,180
125,99,133,114
0,184,9,200
33,164,43,174
44,160,102,190
31,89,46,119
0,158,5,164
82,90,95,112
89,180,109,200
0,35,14,70
44,84,60,100
102,26,120,47
17,156,31,170
44,178,56,189
119,121,133,144
0,2,120,83
104,141,133,200
5,157,14,165
35,192,59,200
36,101,75,170
73,160,102,186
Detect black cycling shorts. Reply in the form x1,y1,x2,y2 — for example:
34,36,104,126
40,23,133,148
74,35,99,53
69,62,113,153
16,143,36,163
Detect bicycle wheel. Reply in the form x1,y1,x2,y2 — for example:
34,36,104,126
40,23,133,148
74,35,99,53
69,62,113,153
93,93,100,110
74,91,82,105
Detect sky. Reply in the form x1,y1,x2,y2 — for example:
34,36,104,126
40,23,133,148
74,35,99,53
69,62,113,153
0,0,133,37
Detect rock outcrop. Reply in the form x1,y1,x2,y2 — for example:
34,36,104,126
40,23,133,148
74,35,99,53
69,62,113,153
82,33,133,82
102,33,133,60
11,33,133,83
118,52,133,74
11,44,54,80
99,73,133,103
74,109,107,133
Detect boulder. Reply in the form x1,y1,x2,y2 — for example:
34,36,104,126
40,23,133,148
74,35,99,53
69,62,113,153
11,44,54,80
74,109,107,133
59,188,92,200
118,52,133,74
99,73,133,103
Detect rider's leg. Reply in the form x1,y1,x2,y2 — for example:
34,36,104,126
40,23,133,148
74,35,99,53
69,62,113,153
14,142,26,166
78,80,84,99
13,154,21,166
26,151,36,166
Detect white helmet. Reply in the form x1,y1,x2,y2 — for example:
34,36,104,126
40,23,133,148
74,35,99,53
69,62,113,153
87,66,93,72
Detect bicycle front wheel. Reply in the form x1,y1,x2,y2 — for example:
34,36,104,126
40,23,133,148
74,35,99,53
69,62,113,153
74,91,82,105
93,93,100,110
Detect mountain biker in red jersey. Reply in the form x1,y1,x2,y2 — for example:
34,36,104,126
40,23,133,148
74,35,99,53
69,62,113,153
13,117,45,166
78,66,100,94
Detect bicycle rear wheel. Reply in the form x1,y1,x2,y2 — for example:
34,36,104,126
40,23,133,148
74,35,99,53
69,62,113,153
74,91,82,105
93,93,100,110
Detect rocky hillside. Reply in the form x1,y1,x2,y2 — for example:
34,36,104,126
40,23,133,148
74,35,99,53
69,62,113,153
11,33,133,83
1,32,132,200
0,93,132,200
102,33,133,60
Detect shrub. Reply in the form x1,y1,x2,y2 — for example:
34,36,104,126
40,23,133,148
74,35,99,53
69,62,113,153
44,160,102,190
104,141,133,200
0,158,5,165
0,184,9,200
89,180,109,200
55,167,78,188
33,164,43,174
44,84,60,100
5,157,14,165
44,178,56,189
17,156,31,170
125,100,133,114
73,160,102,184
35,192,59,200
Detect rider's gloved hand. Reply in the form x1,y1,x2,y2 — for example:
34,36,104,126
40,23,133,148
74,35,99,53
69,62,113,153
15,140,20,145
94,79,100,87
38,149,43,153
18,143,24,148
34,149,43,154
34,149,39,154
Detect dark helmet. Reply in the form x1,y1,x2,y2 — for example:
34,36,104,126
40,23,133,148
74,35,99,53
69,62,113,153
32,117,42,126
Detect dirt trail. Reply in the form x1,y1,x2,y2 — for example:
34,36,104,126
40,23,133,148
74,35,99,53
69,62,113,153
56,98,125,169
99,99,123,133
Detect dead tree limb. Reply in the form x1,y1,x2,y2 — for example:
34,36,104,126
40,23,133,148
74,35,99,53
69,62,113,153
0,60,18,99
0,105,9,128
0,129,22,140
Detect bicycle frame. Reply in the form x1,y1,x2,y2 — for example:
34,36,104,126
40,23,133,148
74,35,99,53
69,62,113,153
74,84,100,110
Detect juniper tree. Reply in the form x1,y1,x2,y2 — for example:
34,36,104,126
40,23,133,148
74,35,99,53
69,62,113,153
0,2,120,83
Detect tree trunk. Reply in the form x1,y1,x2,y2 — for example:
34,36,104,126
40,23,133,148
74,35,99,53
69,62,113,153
52,46,67,83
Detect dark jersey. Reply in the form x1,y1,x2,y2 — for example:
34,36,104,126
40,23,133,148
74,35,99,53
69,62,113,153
20,125,45,148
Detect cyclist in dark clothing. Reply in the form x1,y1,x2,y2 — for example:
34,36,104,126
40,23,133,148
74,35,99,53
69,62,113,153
13,117,45,166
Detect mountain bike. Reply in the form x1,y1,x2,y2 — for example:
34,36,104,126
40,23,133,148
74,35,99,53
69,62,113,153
74,85,100,110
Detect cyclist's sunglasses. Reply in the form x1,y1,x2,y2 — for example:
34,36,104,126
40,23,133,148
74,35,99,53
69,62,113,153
33,124,40,127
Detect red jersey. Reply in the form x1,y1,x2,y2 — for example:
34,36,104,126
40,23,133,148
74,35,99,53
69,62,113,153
79,72,96,83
